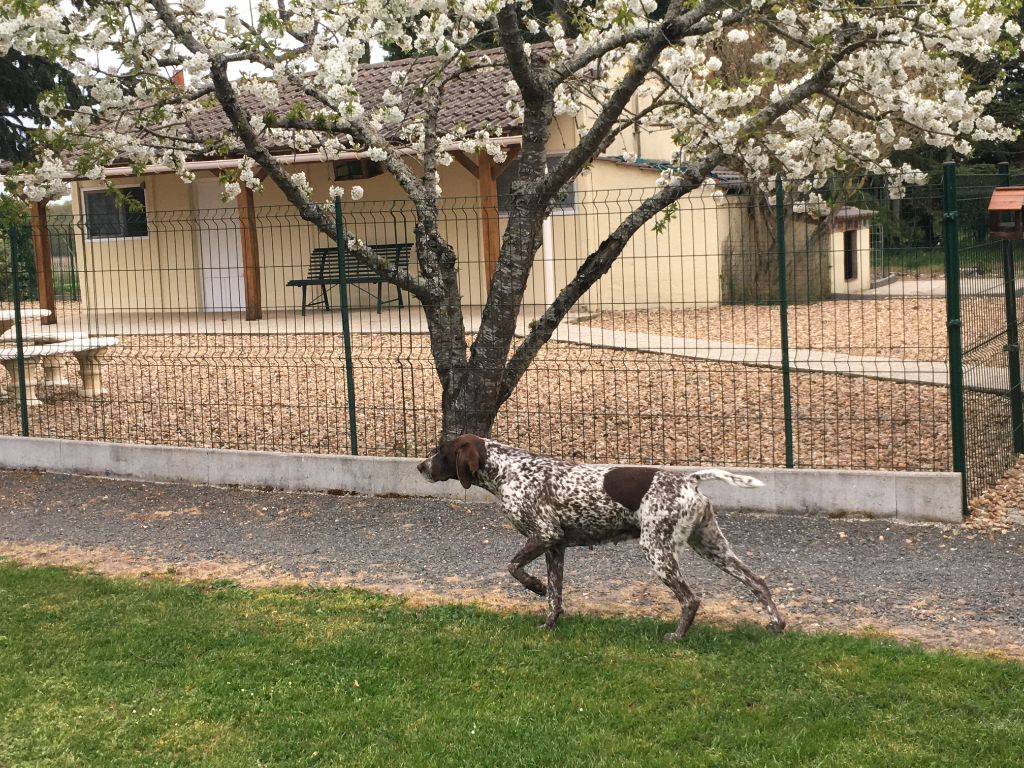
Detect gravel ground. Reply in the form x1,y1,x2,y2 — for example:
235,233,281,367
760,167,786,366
589,299,956,361
966,456,1024,531
0,469,1021,657
0,333,951,472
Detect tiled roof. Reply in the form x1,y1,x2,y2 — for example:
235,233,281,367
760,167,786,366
156,45,537,159
833,205,877,220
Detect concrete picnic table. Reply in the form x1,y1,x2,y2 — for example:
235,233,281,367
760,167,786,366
0,309,118,406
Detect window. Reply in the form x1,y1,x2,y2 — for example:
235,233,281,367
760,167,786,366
843,229,858,281
334,159,383,181
83,186,148,239
496,156,576,214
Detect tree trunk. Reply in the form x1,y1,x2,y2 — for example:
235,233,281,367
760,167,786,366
441,380,503,439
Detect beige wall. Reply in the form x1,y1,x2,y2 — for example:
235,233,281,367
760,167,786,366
71,173,202,313
520,161,728,309
573,65,680,165
72,139,732,315
830,224,873,295
600,116,677,164
69,159,476,313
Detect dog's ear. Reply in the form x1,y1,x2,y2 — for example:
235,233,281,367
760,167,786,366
455,437,482,489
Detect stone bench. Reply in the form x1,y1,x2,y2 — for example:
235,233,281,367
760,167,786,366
0,327,93,386
0,337,119,406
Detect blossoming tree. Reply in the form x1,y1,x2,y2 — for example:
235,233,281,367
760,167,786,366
2,0,1019,437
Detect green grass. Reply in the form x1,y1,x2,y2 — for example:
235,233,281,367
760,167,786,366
1,563,1022,767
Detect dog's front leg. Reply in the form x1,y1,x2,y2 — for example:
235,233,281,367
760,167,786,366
508,538,548,596
542,544,565,629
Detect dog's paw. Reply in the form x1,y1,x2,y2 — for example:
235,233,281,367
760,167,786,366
768,619,786,633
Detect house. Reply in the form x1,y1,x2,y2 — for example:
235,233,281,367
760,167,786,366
37,46,876,321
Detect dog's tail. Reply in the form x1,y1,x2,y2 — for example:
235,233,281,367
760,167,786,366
685,469,764,488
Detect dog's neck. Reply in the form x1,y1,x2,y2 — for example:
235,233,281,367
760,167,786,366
474,440,553,496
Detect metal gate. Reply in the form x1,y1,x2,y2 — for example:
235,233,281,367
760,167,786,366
948,163,1024,510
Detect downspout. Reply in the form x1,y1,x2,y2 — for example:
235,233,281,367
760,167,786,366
542,216,555,305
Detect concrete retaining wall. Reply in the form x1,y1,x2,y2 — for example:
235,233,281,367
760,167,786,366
0,437,962,523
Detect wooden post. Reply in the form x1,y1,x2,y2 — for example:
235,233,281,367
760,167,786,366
237,186,262,320
478,152,500,286
29,201,56,325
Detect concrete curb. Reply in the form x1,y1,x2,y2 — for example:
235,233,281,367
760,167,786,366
0,437,962,524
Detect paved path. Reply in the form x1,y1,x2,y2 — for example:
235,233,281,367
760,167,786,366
47,304,1006,389
861,276,1024,298
1,469,1021,656
553,323,1009,390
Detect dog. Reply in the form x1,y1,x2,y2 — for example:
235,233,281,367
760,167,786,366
417,435,785,641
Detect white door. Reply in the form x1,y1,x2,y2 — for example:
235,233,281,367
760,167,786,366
195,178,245,311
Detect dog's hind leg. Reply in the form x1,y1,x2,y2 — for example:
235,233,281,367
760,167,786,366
542,544,566,629
640,521,701,642
688,514,785,633
508,538,549,596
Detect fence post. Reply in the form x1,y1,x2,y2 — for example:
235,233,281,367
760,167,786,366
998,162,1024,453
775,175,795,468
334,196,359,455
942,162,968,515
7,226,30,436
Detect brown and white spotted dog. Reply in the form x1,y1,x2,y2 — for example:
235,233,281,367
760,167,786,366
417,435,785,641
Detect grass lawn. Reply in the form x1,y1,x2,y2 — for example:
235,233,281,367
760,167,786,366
1,563,1022,767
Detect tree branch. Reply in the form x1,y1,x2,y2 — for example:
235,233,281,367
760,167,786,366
497,157,720,404
540,0,728,201
500,25,876,402
496,6,547,104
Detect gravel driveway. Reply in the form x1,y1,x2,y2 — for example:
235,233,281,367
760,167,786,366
1,469,1021,657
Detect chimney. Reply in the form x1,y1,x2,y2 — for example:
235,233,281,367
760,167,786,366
171,70,185,88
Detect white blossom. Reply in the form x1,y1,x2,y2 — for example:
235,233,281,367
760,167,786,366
1,0,1015,215
350,185,364,201
289,171,313,198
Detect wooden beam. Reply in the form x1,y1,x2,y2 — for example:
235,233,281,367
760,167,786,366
451,150,479,177
29,201,56,325
478,152,500,286
237,186,263,321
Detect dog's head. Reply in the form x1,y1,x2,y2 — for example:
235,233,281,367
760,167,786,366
417,434,488,489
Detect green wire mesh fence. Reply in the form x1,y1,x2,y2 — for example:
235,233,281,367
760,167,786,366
2,165,1023,513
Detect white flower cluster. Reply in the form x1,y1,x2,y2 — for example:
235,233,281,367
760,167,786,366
0,0,1018,212
242,80,280,109
19,151,68,202
238,157,264,193
289,171,313,198
326,184,363,202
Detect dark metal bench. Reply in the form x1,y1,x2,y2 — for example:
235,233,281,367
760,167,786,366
287,243,412,315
